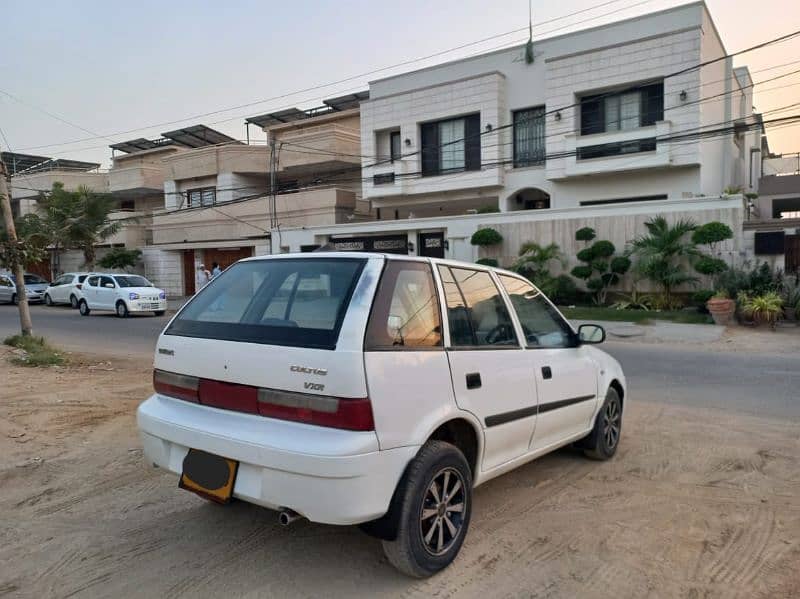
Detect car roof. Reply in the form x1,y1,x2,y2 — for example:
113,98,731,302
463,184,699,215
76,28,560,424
240,251,522,278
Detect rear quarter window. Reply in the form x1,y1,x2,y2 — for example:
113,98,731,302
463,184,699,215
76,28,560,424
166,258,366,349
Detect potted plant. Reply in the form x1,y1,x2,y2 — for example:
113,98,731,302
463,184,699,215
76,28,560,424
741,292,784,330
706,290,735,325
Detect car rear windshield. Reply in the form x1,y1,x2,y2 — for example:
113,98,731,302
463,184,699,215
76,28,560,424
165,258,366,349
114,275,152,288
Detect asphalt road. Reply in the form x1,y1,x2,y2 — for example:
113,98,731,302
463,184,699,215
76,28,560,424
2,303,798,419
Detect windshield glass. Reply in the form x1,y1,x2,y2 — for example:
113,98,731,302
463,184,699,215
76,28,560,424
114,275,152,288
11,274,48,285
166,258,366,349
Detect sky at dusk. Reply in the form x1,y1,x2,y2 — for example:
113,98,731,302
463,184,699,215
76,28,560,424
1,0,798,167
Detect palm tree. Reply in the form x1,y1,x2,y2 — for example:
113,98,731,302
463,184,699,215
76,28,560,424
630,216,699,306
68,186,121,269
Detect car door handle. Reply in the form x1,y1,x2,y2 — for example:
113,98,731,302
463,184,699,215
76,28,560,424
542,366,552,380
466,372,482,389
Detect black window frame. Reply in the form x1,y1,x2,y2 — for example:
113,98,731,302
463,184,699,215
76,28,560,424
186,186,216,209
513,106,546,168
437,265,519,350
580,81,664,136
420,113,481,177
389,130,402,163
165,257,367,350
577,138,657,160
364,260,443,351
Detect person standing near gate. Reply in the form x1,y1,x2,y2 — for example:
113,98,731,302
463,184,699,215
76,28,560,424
195,264,210,292
211,262,222,279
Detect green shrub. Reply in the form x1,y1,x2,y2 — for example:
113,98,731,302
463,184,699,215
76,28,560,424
475,258,498,267
692,222,733,247
591,259,609,273
575,227,596,242
692,289,715,305
587,278,604,292
550,274,578,305
476,205,500,214
694,256,728,275
470,227,503,246
610,256,632,274
98,247,142,271
570,265,592,280
590,240,615,258
576,247,595,262
3,335,65,367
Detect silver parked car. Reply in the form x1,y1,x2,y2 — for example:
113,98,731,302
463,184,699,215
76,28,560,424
0,273,51,304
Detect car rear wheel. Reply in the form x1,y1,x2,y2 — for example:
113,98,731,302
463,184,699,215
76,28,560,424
116,301,129,318
583,387,622,460
69,294,78,309
78,300,91,316
381,441,472,578
44,294,53,306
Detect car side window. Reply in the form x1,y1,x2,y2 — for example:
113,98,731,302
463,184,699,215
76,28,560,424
86,276,98,287
498,275,576,349
438,266,517,347
0,277,10,287
365,261,442,349
100,276,115,288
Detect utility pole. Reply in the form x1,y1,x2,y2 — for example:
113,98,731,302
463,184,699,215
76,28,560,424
269,137,277,229
0,152,34,336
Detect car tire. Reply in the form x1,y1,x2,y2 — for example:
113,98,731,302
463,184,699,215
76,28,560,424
583,387,623,461
78,300,91,316
154,310,165,317
381,441,472,578
116,301,129,318
44,294,53,306
69,294,79,309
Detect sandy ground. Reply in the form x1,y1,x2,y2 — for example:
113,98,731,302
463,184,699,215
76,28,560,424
1,348,799,599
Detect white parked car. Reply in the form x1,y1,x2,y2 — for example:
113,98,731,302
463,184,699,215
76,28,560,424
43,272,90,308
137,254,625,577
0,272,50,304
78,273,166,317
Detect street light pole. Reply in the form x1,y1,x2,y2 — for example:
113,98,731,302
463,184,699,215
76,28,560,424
0,152,34,336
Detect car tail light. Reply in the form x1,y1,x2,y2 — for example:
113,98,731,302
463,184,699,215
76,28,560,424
153,370,373,431
257,388,374,431
153,370,199,402
76,284,82,290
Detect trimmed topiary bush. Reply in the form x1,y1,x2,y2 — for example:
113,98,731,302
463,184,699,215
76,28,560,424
470,227,503,246
692,222,733,249
694,256,728,275
572,227,629,304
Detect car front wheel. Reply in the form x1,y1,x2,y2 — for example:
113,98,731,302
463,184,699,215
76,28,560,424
582,387,622,460
382,441,472,578
116,301,129,318
79,300,91,316
44,294,53,306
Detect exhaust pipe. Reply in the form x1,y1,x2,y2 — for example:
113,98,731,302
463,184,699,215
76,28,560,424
278,508,302,527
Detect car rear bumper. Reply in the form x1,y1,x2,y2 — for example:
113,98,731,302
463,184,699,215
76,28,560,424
137,394,417,525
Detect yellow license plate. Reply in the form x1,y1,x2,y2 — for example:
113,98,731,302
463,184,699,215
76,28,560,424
179,449,239,504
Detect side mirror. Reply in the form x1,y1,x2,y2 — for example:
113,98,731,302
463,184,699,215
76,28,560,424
578,324,605,344
104,283,115,289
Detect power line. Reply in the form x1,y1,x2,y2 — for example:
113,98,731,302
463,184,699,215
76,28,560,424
11,0,652,154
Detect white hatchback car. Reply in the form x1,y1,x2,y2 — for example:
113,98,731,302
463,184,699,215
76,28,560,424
43,272,90,308
137,254,625,577
78,273,166,317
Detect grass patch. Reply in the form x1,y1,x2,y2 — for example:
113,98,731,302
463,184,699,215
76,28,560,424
559,306,713,325
3,334,66,367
